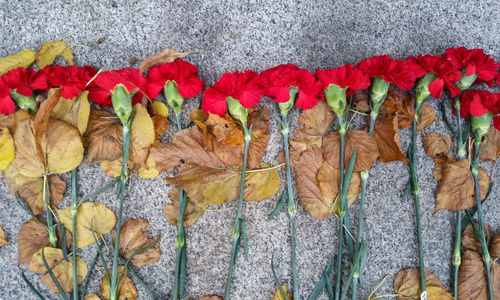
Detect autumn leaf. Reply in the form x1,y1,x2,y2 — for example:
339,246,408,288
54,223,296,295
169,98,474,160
393,268,453,300
51,90,91,135
140,48,194,73
0,109,31,134
29,247,87,293
56,202,116,248
163,188,206,227
36,41,74,69
490,234,500,258
273,284,292,300
434,159,489,213
100,266,138,300
458,250,500,299
0,127,15,170
462,223,491,252
317,160,361,212
0,49,36,75
323,130,379,172
297,101,335,137
0,225,9,247
479,127,500,162
417,103,435,131
2,164,66,215
84,109,123,165
198,296,223,300
384,89,435,130
352,93,370,112
84,294,102,300
151,100,170,145
423,133,451,159
114,219,161,268
17,217,71,264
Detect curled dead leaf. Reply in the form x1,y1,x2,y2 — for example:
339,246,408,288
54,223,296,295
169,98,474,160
36,41,74,69
462,223,491,252
458,250,500,299
114,219,161,268
479,127,500,162
100,266,138,300
140,48,194,73
393,268,452,300
423,133,451,159
384,89,435,130
0,49,36,75
51,90,91,134
84,109,123,164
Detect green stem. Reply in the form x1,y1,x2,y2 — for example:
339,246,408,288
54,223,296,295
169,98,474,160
472,142,493,300
410,116,426,298
368,113,377,136
110,124,131,300
224,121,251,300
70,168,78,300
43,175,57,247
281,113,298,300
173,112,188,300
334,116,346,300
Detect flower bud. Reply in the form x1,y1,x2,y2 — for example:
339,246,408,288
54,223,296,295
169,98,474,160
278,86,298,116
415,73,437,106
456,69,478,91
370,77,390,106
111,84,134,125
226,96,248,123
11,90,37,114
471,113,493,143
324,83,347,117
164,80,184,114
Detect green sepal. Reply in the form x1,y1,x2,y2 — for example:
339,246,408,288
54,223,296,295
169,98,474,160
456,69,478,91
164,80,184,114
11,89,37,114
370,77,390,106
111,84,133,125
415,73,437,106
278,87,298,116
471,113,493,143
226,96,248,123
324,83,347,117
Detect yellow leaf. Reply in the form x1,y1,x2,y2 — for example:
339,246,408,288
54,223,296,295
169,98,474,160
152,100,169,117
0,225,9,247
29,247,87,293
114,219,161,268
100,266,138,300
56,202,116,248
0,127,15,170
36,41,74,69
273,284,292,300
51,91,91,134
0,49,36,75
84,294,101,300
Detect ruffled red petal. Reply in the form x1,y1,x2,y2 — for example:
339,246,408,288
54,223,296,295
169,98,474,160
428,78,444,99
146,60,204,99
357,55,415,90
0,92,15,114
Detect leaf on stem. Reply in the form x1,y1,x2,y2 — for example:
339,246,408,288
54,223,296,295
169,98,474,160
0,225,9,247
36,41,74,69
84,109,124,164
273,284,292,300
17,217,71,264
113,218,161,268
423,133,451,159
458,250,500,299
50,90,91,135
0,127,15,170
384,88,435,130
393,268,452,300
0,49,36,75
479,127,500,161
163,188,206,227
29,247,87,293
140,48,193,73
100,266,138,300
434,159,489,212
56,202,116,248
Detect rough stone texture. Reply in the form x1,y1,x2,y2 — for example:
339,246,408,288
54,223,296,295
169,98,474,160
0,0,499,299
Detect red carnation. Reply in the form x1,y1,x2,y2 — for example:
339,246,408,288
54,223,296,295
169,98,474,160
356,55,416,90
444,47,499,87
88,68,147,107
0,67,48,114
260,64,321,109
315,64,370,97
202,70,262,116
41,65,97,99
407,54,462,98
146,60,205,99
460,90,498,117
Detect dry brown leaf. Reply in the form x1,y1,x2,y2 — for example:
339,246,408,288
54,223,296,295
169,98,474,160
462,223,491,252
0,49,36,75
352,93,370,112
163,188,206,227
84,294,102,300
371,101,408,163
140,48,193,73
17,217,71,264
29,247,87,293
198,296,223,300
298,101,335,136
3,164,66,215
273,284,293,300
84,109,123,164
479,127,500,162
0,225,9,247
435,159,489,213
490,234,500,258
36,41,74,69
0,109,31,134
51,90,91,134
423,133,452,159
114,219,161,268
384,89,434,130
323,130,379,172
57,202,116,248
458,250,500,300
100,266,138,300
0,127,15,170
317,160,361,212
417,103,435,130
393,268,452,300
432,156,456,181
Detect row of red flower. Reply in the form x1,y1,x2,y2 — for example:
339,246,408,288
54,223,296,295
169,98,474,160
1,47,500,127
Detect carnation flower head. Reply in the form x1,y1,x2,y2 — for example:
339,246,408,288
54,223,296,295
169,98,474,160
407,54,462,98
356,55,416,90
0,67,48,114
88,68,147,107
41,65,97,99
260,64,320,110
444,47,499,87
315,64,370,97
202,70,262,117
460,90,500,138
145,60,205,99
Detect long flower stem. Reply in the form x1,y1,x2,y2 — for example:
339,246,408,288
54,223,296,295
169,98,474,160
224,121,251,300
281,113,298,299
173,113,188,300
452,99,465,300
334,116,346,300
472,142,493,300
43,175,57,247
110,124,131,300
70,168,79,300
410,114,426,298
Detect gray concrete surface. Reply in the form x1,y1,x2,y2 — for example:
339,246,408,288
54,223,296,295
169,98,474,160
0,0,499,299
